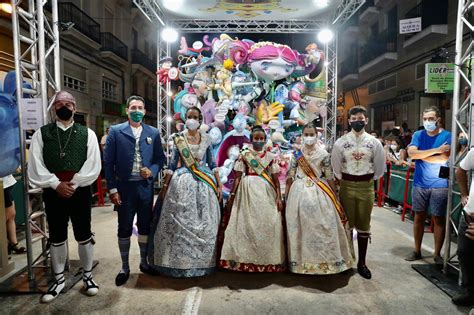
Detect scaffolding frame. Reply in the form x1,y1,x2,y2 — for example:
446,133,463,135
134,0,364,150
11,0,61,283
443,0,473,274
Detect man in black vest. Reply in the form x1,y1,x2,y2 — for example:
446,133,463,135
28,91,101,303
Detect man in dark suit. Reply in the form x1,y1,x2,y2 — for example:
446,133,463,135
104,95,166,286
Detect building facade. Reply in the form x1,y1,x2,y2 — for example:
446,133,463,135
337,0,461,137
0,0,158,138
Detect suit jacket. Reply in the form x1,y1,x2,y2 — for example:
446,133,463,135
104,121,166,190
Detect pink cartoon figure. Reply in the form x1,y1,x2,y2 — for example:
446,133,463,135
230,41,298,84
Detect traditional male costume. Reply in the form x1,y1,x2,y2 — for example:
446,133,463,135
104,120,165,284
28,91,101,302
331,131,385,278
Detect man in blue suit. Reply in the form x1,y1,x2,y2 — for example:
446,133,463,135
104,95,166,286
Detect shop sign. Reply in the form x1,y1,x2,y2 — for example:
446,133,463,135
19,98,43,130
399,17,421,34
424,63,454,93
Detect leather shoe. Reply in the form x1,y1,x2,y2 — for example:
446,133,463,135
115,270,130,286
357,265,372,279
139,264,160,276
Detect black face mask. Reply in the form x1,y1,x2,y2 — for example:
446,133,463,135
350,121,365,132
56,106,73,121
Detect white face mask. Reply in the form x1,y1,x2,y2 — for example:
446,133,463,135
303,136,316,145
186,119,200,131
390,144,398,151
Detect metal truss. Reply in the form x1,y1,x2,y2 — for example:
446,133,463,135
133,0,165,26
333,0,365,25
168,19,326,33
325,36,338,148
444,0,474,275
11,0,61,282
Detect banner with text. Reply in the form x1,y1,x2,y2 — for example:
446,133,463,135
424,63,454,93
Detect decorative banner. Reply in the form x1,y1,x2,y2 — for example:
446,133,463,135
399,17,421,34
424,63,455,93
19,98,43,130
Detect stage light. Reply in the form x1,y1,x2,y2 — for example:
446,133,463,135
161,27,178,43
167,91,173,97
162,0,183,11
324,61,330,67
314,0,329,8
166,116,173,122
317,29,334,44
0,3,13,14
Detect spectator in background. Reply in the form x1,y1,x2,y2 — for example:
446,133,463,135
454,147,474,306
3,174,26,256
385,137,409,167
402,122,413,146
406,106,451,264
457,131,469,160
100,127,110,152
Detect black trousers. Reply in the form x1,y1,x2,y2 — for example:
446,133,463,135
43,186,92,243
458,217,474,290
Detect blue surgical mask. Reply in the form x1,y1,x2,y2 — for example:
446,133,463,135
459,138,468,146
423,120,437,132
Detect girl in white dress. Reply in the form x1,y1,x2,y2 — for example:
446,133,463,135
285,123,354,274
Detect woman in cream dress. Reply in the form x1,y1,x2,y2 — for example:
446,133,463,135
219,126,286,272
285,123,354,274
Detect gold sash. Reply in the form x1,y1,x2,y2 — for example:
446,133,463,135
173,133,218,195
294,150,347,225
241,148,276,191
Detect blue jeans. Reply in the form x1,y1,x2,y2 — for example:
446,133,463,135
116,180,153,238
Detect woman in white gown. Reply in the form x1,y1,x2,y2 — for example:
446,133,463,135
285,123,354,274
219,126,286,272
149,107,222,277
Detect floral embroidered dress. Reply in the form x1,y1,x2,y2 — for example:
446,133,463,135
285,146,354,274
148,130,221,277
219,147,286,272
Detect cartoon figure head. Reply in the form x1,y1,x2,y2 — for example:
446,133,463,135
229,41,298,83
232,114,247,134
248,42,298,82
208,126,223,145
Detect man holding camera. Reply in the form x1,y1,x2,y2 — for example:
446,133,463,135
406,106,451,264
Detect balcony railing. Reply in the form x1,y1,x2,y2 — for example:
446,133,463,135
57,2,101,44
404,0,448,31
339,54,359,78
132,49,156,72
101,32,128,61
360,32,397,66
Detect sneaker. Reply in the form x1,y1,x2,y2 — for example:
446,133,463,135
83,274,99,296
41,276,65,303
452,289,474,306
405,251,422,261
